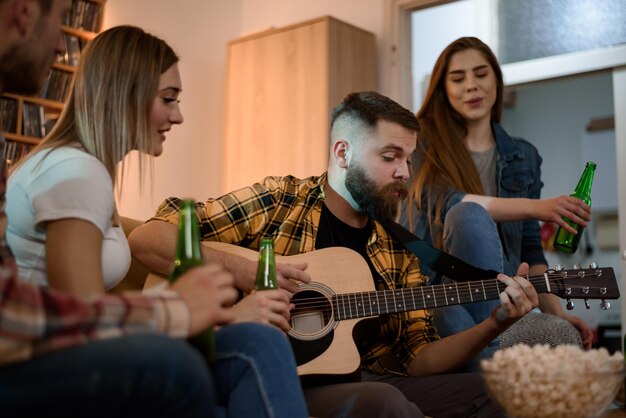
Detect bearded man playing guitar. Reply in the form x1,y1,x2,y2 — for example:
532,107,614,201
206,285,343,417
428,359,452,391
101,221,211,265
130,91,601,418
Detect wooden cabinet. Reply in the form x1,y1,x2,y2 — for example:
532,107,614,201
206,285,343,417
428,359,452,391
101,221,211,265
0,0,106,165
223,16,377,191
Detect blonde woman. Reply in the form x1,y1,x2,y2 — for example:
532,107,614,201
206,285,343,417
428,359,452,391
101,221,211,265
5,25,307,418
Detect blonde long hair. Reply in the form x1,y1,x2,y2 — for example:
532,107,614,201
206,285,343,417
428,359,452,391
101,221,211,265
409,37,504,247
14,25,178,195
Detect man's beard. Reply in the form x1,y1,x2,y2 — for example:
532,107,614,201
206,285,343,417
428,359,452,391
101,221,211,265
345,163,407,223
0,44,47,95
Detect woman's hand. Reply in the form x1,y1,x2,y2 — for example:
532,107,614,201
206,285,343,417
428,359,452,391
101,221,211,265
230,289,293,332
172,264,239,336
534,196,591,234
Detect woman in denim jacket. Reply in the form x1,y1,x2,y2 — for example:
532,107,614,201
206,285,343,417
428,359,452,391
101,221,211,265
401,37,593,370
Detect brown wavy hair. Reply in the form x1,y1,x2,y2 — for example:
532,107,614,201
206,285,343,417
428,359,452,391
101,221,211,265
408,37,503,247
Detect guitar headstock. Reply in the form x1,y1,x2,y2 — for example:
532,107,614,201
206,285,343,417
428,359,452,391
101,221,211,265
546,264,619,310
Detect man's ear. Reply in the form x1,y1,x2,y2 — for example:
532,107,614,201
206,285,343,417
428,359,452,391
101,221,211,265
332,140,350,169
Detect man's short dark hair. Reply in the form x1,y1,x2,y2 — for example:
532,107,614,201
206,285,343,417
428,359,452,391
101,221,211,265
330,91,419,134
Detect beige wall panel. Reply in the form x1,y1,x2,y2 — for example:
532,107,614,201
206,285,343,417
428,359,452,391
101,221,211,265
224,16,376,192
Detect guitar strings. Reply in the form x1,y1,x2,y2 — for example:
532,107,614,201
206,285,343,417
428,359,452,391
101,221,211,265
290,284,611,312
291,284,610,310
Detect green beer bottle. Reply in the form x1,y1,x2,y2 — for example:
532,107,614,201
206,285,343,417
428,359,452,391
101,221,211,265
168,199,216,365
255,237,278,290
553,161,596,254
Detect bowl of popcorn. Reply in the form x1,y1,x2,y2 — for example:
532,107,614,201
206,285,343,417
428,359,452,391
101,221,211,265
481,344,624,418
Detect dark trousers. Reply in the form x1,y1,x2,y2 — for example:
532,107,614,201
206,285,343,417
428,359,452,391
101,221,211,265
303,371,504,418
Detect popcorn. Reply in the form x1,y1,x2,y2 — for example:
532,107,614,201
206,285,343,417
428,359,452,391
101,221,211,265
481,344,624,418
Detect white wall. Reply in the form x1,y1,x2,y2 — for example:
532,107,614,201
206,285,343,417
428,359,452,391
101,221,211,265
411,0,493,111
503,72,615,203
502,72,620,327
104,0,385,220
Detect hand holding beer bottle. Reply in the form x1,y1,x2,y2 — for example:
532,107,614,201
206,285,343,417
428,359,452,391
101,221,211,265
553,162,596,254
169,199,216,365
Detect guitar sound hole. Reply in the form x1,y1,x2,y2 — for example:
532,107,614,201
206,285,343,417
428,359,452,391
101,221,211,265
290,290,332,336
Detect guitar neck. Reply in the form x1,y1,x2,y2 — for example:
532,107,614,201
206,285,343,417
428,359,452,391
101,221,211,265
333,275,550,320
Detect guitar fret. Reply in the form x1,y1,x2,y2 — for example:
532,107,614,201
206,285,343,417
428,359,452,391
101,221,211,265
375,291,381,315
481,281,486,300
496,280,502,296
410,287,417,310
442,284,448,305
421,287,427,309
422,287,436,308
337,294,343,320
367,292,374,316
397,290,405,311
446,284,456,304
455,283,461,304
462,282,474,304
359,292,365,317
384,289,390,313
391,290,397,313
543,272,551,293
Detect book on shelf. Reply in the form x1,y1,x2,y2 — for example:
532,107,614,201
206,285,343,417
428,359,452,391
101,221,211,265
67,0,103,33
59,33,82,66
40,69,72,103
0,97,18,134
2,141,33,167
22,104,45,138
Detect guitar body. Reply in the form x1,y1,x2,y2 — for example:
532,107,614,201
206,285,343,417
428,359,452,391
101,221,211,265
202,242,375,377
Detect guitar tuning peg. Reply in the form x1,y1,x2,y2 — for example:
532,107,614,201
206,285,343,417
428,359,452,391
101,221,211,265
584,299,590,309
573,263,583,270
588,261,599,269
566,299,574,310
600,299,611,310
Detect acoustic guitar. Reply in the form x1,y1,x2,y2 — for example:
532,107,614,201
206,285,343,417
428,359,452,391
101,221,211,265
146,241,620,378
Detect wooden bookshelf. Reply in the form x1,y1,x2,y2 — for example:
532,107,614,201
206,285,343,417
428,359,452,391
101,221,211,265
0,0,106,165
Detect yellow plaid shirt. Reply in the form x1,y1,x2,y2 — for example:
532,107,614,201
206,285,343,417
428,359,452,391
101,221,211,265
152,173,440,375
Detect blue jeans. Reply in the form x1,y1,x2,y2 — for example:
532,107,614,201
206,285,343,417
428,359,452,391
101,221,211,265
214,322,308,418
0,323,307,418
433,202,516,372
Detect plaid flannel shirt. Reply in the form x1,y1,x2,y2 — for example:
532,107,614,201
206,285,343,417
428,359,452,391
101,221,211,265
152,173,440,376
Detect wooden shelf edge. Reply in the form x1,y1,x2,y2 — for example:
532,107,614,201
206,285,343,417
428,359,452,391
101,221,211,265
62,25,99,41
2,93,64,111
52,62,76,73
2,132,42,145
586,116,614,132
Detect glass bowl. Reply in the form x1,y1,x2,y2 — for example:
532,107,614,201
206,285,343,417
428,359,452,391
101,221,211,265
481,345,624,418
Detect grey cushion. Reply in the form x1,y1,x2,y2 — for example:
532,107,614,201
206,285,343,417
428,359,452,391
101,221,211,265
500,312,583,349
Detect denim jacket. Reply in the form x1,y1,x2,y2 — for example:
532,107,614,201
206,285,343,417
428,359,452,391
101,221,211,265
401,122,547,274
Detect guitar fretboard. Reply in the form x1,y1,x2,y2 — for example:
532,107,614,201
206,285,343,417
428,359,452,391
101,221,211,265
333,276,550,320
